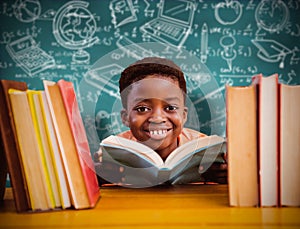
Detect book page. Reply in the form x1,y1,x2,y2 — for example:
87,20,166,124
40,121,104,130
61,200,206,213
164,135,224,167
101,135,164,166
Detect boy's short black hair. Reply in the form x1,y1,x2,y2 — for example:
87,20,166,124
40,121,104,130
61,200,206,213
119,57,187,97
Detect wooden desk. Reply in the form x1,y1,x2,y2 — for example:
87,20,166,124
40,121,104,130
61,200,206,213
0,184,299,228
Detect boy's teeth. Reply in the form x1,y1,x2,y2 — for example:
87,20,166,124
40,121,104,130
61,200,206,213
150,130,167,135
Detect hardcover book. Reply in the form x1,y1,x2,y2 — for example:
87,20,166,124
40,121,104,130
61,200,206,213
279,83,300,207
9,89,52,211
226,84,259,207
0,80,30,212
100,134,225,186
252,74,279,207
57,79,100,207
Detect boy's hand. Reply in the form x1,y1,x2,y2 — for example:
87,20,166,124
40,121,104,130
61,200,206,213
94,149,126,185
200,153,228,184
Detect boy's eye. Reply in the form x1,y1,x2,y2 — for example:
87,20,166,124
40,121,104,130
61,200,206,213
134,106,151,113
165,105,178,111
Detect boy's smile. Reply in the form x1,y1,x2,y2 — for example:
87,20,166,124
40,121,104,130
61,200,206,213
121,76,188,160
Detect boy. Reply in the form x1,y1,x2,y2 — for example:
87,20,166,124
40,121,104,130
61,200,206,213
118,57,207,160
95,57,227,184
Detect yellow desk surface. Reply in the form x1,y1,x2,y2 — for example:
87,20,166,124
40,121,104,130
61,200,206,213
0,184,299,228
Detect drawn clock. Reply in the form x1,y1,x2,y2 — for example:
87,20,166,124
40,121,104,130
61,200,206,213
255,0,289,33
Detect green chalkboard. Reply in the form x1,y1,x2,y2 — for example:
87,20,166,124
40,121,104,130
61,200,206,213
0,0,299,154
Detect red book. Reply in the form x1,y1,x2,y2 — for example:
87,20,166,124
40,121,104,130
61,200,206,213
57,79,100,207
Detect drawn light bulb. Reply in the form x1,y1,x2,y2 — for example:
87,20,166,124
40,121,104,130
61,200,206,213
220,35,236,71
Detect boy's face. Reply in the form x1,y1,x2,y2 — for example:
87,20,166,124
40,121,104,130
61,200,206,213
121,76,188,158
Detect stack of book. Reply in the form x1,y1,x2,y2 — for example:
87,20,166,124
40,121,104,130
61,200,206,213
226,74,300,207
0,79,100,212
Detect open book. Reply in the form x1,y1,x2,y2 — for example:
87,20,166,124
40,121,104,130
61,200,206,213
99,135,226,187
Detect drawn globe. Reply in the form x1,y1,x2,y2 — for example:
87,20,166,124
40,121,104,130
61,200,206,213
53,1,98,50
13,0,41,23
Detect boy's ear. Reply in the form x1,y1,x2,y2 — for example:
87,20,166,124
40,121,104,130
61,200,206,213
183,106,188,124
120,109,130,127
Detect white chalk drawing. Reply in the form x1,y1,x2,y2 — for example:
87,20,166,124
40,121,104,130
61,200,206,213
245,0,256,11
220,74,254,85
143,0,155,17
116,36,154,59
251,39,292,69
220,34,237,71
84,63,122,99
38,9,56,21
200,22,208,64
53,1,99,65
286,70,296,84
290,47,300,66
185,72,211,93
139,0,197,49
6,35,55,76
95,110,123,134
214,0,243,25
255,0,289,33
194,85,225,104
13,0,41,23
110,0,137,28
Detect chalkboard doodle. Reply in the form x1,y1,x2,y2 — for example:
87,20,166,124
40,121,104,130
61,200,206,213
255,0,289,33
200,23,208,63
110,0,137,28
219,34,236,71
251,39,292,69
53,1,99,65
85,64,122,99
215,0,243,25
13,0,41,23
6,35,55,76
116,35,154,59
140,0,197,49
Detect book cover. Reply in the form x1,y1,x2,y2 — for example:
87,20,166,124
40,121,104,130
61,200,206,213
100,134,225,186
9,89,51,211
57,79,100,207
279,84,300,207
252,74,279,207
44,80,98,209
0,80,30,212
226,84,259,207
39,91,71,209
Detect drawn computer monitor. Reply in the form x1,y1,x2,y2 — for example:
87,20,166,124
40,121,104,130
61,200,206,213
140,0,196,49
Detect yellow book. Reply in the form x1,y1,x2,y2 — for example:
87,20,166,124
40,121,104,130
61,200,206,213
8,89,49,211
27,90,57,209
38,91,71,209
